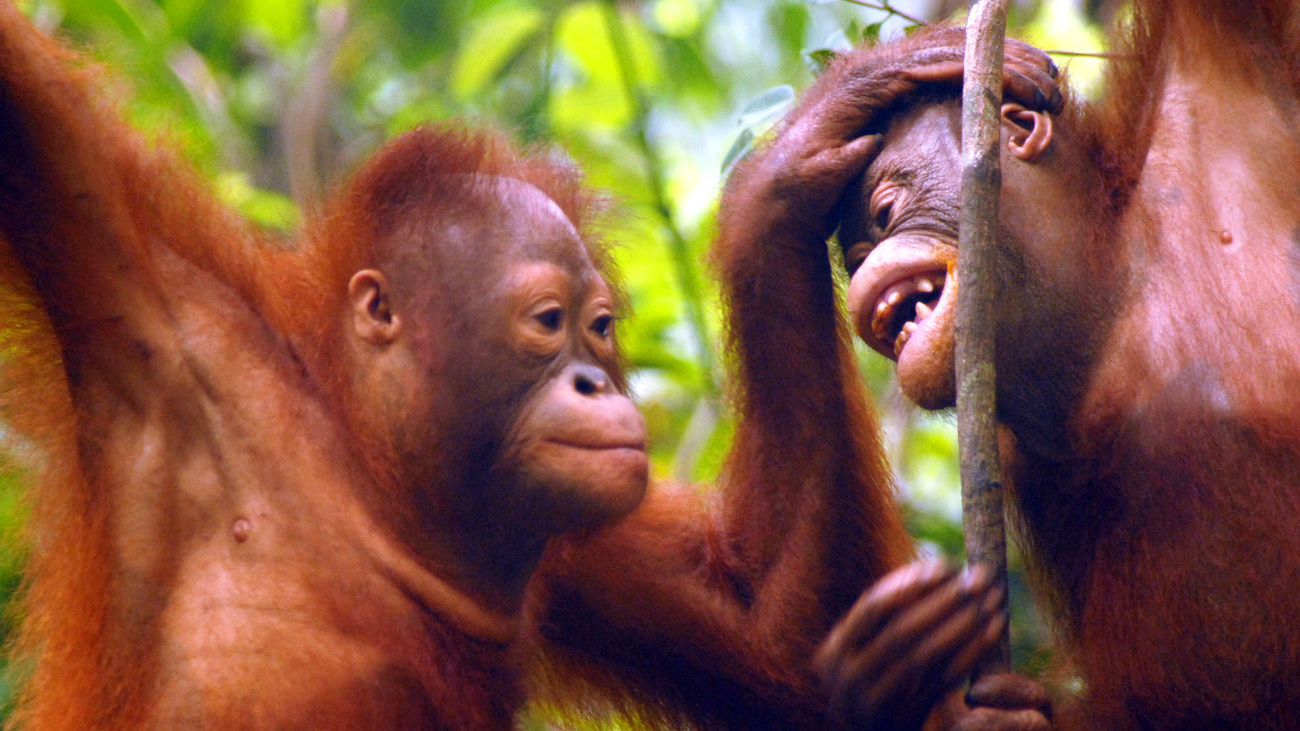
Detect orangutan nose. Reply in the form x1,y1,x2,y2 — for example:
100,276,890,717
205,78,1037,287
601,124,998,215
571,363,610,396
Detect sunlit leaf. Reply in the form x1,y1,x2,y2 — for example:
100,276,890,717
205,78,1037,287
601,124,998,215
690,410,734,484
861,21,884,45
243,0,307,47
657,35,721,100
557,1,660,86
822,27,853,51
803,48,839,74
770,2,811,58
720,127,754,175
737,84,794,126
651,0,703,37
451,5,544,100
61,0,153,44
216,172,301,231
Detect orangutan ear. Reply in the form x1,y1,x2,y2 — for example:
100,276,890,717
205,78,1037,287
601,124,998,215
348,269,401,345
1001,103,1054,162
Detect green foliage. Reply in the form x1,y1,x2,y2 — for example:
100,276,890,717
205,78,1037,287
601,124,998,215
451,5,545,100
721,83,792,174
803,47,839,74
0,470,29,718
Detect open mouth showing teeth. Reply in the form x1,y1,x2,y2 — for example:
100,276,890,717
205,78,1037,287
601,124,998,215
871,271,947,356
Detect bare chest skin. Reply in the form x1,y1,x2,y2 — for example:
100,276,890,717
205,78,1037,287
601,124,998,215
1041,41,1300,729
1080,53,1300,438
80,249,516,729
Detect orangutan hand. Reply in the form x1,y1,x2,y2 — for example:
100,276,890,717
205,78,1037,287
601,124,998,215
814,560,1020,730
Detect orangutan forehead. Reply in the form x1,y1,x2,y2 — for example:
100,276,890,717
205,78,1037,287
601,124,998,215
457,174,581,239
412,173,594,276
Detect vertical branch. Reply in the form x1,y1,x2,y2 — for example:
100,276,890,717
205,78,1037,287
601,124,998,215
283,3,350,209
601,1,715,389
957,0,1010,675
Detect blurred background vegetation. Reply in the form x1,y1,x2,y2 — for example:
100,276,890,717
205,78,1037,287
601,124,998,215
2,0,1119,720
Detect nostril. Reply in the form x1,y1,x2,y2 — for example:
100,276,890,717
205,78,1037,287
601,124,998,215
572,365,608,396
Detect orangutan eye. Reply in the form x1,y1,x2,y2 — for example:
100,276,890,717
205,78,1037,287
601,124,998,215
871,186,903,231
591,314,614,338
535,308,562,332
874,202,893,230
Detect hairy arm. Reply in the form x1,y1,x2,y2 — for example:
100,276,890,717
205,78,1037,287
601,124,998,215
533,27,1059,730
0,4,257,391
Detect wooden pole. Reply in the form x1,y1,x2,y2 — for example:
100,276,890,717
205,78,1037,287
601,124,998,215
956,0,1011,675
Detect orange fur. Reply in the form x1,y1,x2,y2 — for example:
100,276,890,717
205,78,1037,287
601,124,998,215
0,4,914,729
1005,2,1300,727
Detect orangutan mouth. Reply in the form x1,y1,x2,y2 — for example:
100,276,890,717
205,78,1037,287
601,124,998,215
545,437,647,453
870,270,946,357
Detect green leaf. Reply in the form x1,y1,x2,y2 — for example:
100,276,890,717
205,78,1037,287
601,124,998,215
862,21,884,45
738,84,794,126
216,173,300,231
558,2,660,86
243,0,308,47
651,0,703,37
769,3,810,58
803,48,839,75
451,5,545,100
823,28,853,51
720,127,755,175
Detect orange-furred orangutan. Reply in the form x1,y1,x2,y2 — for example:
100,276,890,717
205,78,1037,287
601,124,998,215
0,3,1035,729
724,0,1300,729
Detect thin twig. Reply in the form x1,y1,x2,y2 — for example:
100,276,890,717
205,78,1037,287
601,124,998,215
839,0,1122,61
1042,49,1120,59
839,0,927,26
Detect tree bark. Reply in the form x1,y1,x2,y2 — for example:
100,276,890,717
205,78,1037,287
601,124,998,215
956,0,1011,677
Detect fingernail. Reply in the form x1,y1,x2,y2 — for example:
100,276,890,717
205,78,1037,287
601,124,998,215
1033,87,1047,109
1048,59,1060,78
1051,88,1064,112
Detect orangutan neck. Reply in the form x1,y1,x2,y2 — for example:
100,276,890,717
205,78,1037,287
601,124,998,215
346,506,522,644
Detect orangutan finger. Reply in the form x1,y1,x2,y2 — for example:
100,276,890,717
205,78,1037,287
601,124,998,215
954,708,1053,731
825,571,995,707
823,560,963,654
940,596,1008,689
1005,37,1058,78
1002,64,1060,112
966,672,1053,716
808,135,883,185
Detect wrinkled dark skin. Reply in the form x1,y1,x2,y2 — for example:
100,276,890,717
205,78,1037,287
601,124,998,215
717,25,1059,731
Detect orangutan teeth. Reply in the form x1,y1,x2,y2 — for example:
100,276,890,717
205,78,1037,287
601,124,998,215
894,330,909,355
893,322,918,355
870,270,947,355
